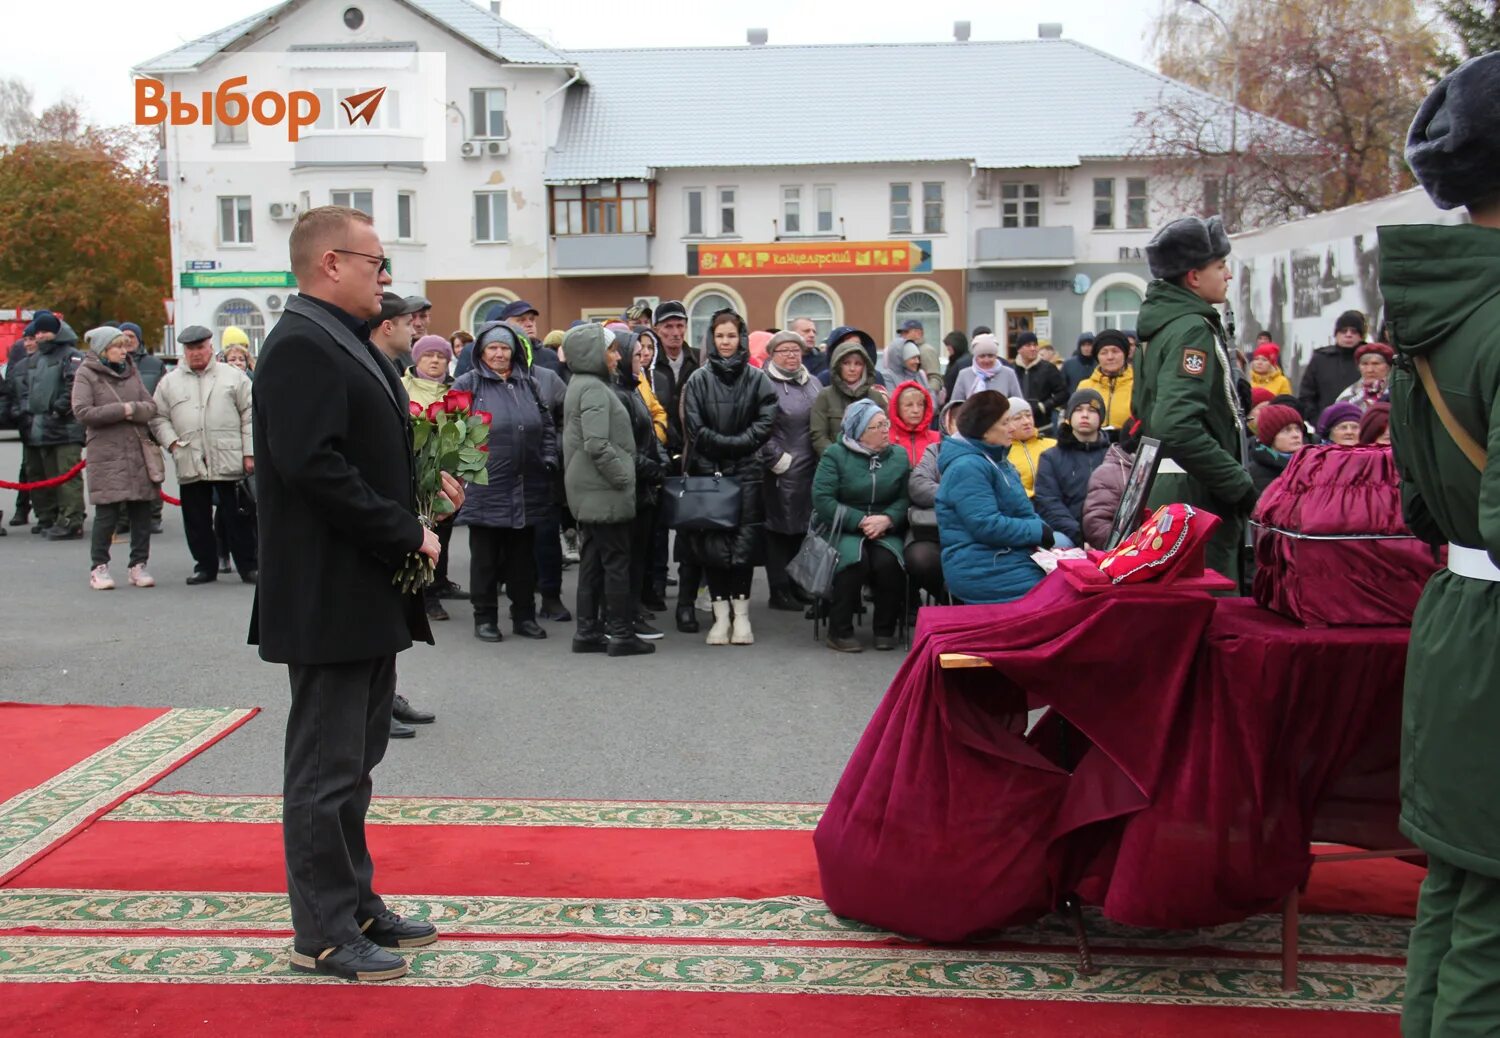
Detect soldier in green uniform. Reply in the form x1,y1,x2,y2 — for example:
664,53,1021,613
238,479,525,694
1380,51,1500,1037
1131,215,1256,582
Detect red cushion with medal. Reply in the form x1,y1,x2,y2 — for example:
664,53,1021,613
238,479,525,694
1097,503,1219,585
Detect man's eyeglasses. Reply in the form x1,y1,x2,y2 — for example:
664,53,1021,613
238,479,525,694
332,248,392,275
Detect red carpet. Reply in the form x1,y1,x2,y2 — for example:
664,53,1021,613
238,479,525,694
0,703,168,800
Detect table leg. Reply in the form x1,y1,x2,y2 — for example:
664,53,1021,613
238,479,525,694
1281,887,1299,991
1063,893,1096,976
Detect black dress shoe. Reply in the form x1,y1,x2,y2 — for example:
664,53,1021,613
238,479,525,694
474,622,503,642
435,580,468,601
239,570,257,585
185,571,217,585
768,587,803,611
572,634,608,653
362,908,438,949
30,523,47,535
392,694,434,724
827,634,864,653
675,604,700,633
425,598,449,621
7,512,28,527
538,595,572,622
389,718,416,739
290,934,408,981
512,618,547,639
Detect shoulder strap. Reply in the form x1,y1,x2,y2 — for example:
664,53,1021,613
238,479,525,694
1415,355,1487,472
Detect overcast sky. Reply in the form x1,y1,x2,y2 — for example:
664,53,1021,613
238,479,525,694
9,0,1163,129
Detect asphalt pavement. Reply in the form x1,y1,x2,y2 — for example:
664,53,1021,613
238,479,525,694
0,432,907,803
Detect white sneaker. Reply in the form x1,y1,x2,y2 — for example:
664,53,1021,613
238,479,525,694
561,529,580,563
128,564,155,588
90,565,116,590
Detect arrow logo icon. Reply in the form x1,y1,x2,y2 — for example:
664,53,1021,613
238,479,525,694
340,87,386,126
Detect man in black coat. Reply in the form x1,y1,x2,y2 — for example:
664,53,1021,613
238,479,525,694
1013,331,1068,427
250,206,456,982
1297,309,1365,421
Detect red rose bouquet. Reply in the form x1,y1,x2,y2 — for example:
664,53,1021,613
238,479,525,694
395,389,492,593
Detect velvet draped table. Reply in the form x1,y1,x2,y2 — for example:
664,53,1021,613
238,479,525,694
813,574,1411,941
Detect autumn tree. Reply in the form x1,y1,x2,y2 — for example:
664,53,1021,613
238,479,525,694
1135,0,1441,230
0,80,169,346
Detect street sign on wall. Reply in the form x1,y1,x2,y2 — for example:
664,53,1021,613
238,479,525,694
178,271,296,288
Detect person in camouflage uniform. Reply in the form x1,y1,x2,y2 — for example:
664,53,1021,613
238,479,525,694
1381,51,1500,1038
1130,215,1256,583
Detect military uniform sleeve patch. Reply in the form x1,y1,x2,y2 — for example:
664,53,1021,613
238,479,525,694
1180,348,1207,378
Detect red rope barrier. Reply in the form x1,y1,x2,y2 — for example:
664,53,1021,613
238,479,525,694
0,458,181,506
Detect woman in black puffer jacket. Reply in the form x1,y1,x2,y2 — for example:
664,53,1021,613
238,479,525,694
612,328,669,639
679,309,777,646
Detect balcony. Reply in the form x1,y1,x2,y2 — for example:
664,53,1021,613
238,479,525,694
551,234,651,277
974,226,1075,268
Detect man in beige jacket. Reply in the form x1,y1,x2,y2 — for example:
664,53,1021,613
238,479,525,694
150,325,256,584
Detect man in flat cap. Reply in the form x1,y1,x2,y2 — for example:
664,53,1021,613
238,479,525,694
1131,214,1255,584
1379,51,1500,1036
374,292,424,373
405,295,432,341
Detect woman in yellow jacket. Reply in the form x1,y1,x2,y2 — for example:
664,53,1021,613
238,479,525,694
1249,342,1294,398
1004,396,1056,496
631,329,668,444
1076,329,1134,432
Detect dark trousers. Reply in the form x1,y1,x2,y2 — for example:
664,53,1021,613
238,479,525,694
651,507,671,591
765,529,805,592
469,524,537,624
577,520,633,633
629,504,657,606
181,480,255,577
904,537,946,600
32,443,84,528
91,500,152,568
283,655,396,949
831,543,904,638
705,564,753,600
14,451,33,518
533,514,563,597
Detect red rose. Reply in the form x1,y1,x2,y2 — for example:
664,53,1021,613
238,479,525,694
408,400,423,417
474,410,493,426
443,390,474,413
477,443,489,453
425,401,445,422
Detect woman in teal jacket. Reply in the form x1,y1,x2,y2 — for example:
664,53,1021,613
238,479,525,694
810,398,910,652
936,393,1056,604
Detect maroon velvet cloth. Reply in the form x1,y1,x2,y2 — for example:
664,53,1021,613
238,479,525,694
813,575,1217,941
1252,443,1441,626
815,582,1409,941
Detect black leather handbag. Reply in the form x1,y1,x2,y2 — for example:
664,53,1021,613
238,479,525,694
661,437,740,531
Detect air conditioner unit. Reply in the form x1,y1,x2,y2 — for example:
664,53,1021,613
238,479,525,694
460,141,480,159
633,295,660,311
266,294,284,312
485,139,509,157
268,201,299,221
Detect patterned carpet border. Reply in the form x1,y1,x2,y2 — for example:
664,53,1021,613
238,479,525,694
106,793,824,830
0,709,256,880
0,934,1404,1010
0,889,1412,959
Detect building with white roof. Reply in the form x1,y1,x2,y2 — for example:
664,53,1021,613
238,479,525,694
136,0,1267,355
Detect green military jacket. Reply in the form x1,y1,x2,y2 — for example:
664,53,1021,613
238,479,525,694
1381,221,1500,874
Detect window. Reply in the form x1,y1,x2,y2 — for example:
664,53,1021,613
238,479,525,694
895,289,942,348
688,291,734,350
718,188,736,236
474,190,509,242
551,181,652,236
468,294,517,331
816,186,834,233
1126,177,1149,229
685,188,704,236
890,183,912,234
782,186,801,234
1203,176,1223,216
922,182,945,234
396,191,415,240
470,88,507,138
1093,178,1115,229
783,289,835,346
214,298,266,353
331,189,374,216
1093,285,1143,332
1001,183,1041,228
214,121,248,145
218,196,252,244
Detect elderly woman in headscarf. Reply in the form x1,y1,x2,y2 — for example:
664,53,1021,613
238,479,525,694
1335,341,1395,412
950,333,1023,403
810,397,910,652
760,329,822,611
71,326,164,590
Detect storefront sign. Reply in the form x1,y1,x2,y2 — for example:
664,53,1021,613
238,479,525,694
688,240,932,277
178,270,296,289
968,278,1072,293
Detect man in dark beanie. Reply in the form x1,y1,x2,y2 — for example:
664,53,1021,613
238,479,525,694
1296,309,1366,422
1131,214,1255,585
1377,50,1500,1036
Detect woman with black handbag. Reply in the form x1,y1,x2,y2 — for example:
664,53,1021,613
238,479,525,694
679,309,777,645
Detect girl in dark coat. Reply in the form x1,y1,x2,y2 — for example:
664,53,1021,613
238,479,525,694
760,330,822,611
613,329,668,639
679,309,778,645
452,322,558,643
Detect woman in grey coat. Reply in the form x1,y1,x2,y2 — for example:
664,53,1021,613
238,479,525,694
905,399,963,602
760,330,821,611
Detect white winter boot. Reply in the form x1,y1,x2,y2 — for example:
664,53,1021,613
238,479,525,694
706,599,732,645
730,597,754,645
